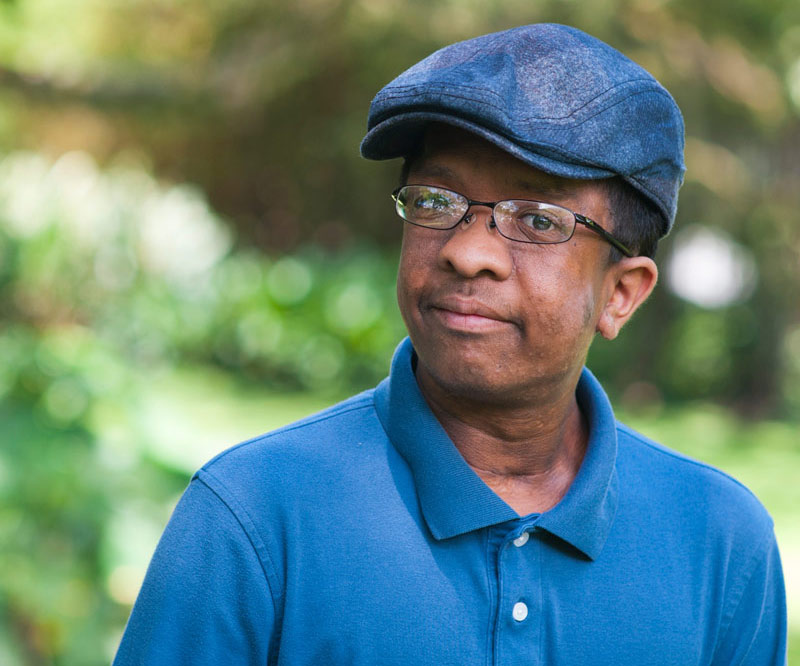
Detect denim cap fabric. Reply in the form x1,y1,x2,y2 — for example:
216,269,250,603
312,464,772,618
360,24,685,234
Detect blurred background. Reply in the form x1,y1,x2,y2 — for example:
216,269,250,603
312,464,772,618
0,0,798,663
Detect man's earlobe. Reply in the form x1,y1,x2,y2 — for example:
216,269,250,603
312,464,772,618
596,257,658,340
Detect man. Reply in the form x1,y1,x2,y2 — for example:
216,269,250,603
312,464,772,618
115,24,787,665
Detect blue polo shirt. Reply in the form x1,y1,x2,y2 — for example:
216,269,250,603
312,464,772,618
114,337,787,665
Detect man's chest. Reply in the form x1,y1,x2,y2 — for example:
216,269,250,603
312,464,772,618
270,521,710,666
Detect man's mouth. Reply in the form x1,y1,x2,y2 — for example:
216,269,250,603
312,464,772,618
428,297,513,333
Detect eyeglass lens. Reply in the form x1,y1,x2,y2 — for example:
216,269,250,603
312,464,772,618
394,185,576,244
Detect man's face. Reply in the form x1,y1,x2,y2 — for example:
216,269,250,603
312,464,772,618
397,125,623,407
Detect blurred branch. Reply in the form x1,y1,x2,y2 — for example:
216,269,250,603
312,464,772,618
0,64,218,115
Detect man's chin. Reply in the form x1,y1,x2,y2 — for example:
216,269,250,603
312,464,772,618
415,356,538,408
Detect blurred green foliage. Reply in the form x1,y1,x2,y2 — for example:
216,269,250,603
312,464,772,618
1,0,798,412
0,0,798,663
0,149,407,663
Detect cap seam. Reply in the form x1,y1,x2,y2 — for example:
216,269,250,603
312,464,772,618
377,81,508,108
373,77,669,125
522,88,678,133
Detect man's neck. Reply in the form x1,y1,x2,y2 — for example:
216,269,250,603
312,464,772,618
415,366,589,516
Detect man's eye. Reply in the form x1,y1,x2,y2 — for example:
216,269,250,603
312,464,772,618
519,213,556,230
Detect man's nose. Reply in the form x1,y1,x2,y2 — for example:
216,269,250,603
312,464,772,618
436,206,513,280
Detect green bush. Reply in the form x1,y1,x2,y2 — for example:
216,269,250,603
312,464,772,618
0,150,406,664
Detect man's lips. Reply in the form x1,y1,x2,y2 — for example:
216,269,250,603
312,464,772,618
427,297,514,332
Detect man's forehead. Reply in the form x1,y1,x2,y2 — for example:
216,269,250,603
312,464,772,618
412,124,587,198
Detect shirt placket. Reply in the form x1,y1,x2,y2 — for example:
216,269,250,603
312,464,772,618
493,522,542,665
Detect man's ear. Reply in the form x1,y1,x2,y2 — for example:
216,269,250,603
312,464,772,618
596,257,658,340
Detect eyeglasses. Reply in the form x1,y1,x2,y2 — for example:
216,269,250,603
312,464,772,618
391,184,634,258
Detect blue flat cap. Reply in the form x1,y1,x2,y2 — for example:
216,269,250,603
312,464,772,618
361,24,685,234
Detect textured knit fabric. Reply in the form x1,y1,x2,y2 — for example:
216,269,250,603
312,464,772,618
114,337,787,665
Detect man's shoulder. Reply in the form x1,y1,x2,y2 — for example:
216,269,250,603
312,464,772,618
184,387,402,545
199,388,384,480
614,420,773,534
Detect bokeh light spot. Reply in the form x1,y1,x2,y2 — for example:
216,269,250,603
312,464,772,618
267,257,313,305
666,225,757,308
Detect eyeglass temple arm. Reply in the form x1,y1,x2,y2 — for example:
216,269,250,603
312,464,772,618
574,214,634,258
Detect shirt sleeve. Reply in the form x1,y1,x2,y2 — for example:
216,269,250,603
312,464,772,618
113,477,277,665
712,527,788,666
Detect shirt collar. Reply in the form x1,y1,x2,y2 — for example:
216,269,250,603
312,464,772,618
374,337,619,560
536,365,619,560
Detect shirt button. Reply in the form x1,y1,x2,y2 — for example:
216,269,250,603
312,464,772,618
512,602,528,622
513,532,530,547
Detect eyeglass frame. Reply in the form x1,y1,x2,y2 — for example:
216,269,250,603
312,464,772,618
391,185,634,258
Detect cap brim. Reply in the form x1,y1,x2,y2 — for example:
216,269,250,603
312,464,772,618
360,112,616,182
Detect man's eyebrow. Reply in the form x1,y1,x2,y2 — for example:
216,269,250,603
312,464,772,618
408,164,460,182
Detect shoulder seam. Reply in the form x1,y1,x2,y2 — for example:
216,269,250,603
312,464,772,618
194,471,284,611
206,394,375,467
711,520,776,661
615,422,763,502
